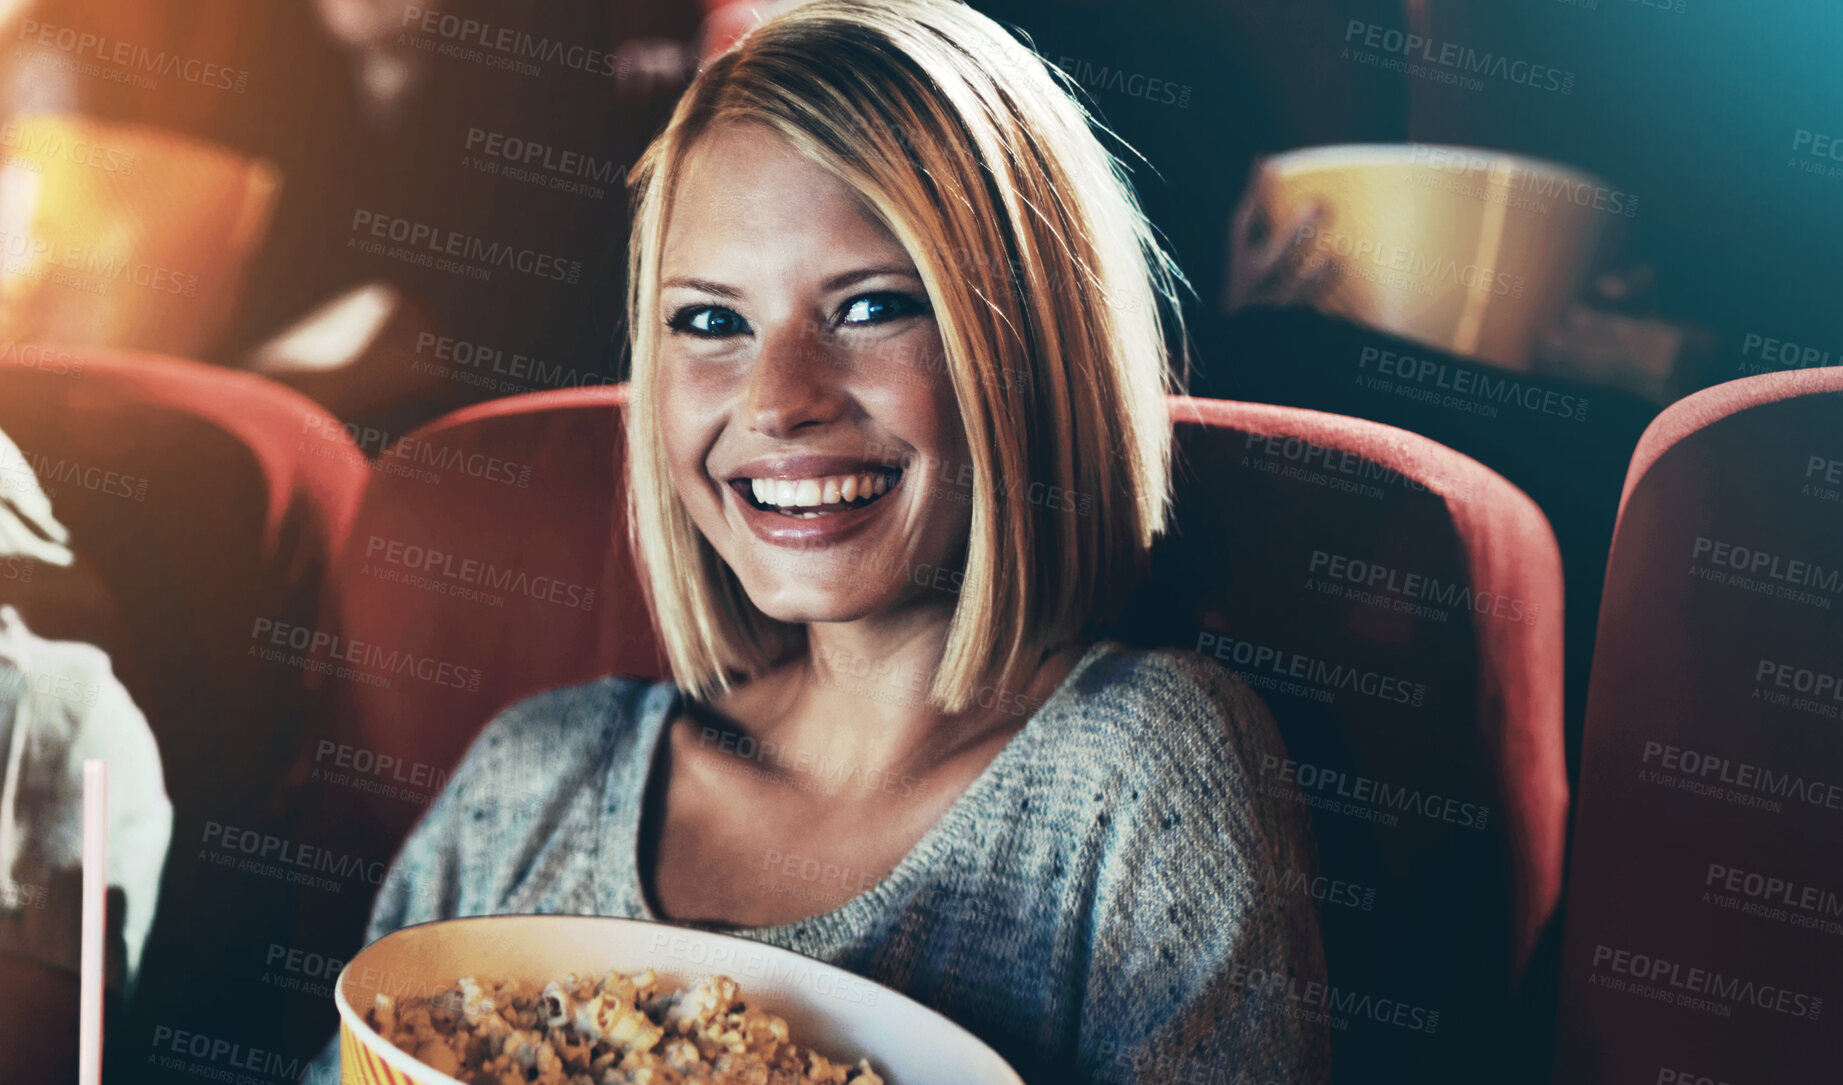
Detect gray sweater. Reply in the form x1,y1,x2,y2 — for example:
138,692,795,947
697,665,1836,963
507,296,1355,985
308,639,1330,1084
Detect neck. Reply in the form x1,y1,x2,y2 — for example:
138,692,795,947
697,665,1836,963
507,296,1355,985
726,616,1079,788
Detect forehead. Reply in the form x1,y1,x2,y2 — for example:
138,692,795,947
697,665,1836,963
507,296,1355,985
661,121,912,275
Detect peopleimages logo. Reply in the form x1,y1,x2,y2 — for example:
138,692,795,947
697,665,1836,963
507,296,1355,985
362,535,597,612
1787,129,1843,180
1197,630,1429,707
0,121,135,173
0,227,199,297
464,128,622,184
1223,960,1442,1034
0,438,149,503
1705,862,1842,921
647,928,881,1008
1343,20,1575,94
0,340,85,377
1260,754,1488,829
1239,431,1477,503
199,819,388,893
1754,658,1843,706
1792,129,1843,162
248,617,484,692
1308,548,1541,625
1655,1069,1737,1085
299,414,534,488
1588,944,1824,1021
1298,223,1526,298
1740,332,1835,372
411,332,617,394
147,1026,303,1081
1690,535,1841,608
16,20,250,92
1408,144,1636,217
349,210,583,284
1640,741,1843,814
1359,346,1589,422
399,6,616,76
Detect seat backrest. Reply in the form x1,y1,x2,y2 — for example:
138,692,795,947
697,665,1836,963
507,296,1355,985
304,385,662,837
0,345,370,1066
1554,368,1843,1084
288,385,661,1054
0,346,368,812
311,388,1566,1084
1113,397,1567,1084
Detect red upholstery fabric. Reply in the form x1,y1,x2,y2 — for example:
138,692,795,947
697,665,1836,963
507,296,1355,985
290,384,662,1032
1116,397,1567,1084
301,384,662,841
0,349,368,795
1554,369,1843,1083
309,387,1566,1083
0,346,369,1057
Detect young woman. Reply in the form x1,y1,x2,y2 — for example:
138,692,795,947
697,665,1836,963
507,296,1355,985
326,1,1329,1080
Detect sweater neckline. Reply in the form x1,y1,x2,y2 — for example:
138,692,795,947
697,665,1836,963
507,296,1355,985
610,639,1120,946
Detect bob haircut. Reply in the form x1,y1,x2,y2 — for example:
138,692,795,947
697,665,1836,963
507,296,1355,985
624,0,1191,713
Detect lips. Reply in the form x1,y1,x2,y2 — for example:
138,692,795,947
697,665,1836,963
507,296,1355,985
721,456,908,547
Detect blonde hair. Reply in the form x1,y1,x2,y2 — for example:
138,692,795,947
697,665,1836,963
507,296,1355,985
624,0,1190,712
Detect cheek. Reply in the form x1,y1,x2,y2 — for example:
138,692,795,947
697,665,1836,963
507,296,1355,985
885,337,963,448
654,370,719,492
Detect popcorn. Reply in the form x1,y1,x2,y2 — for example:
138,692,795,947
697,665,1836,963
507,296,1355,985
366,969,885,1085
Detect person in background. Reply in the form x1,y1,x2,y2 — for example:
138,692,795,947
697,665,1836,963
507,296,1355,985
222,0,641,437
0,425,172,1085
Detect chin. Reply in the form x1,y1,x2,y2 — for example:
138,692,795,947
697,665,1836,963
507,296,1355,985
735,570,899,626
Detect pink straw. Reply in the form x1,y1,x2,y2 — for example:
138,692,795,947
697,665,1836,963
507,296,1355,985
80,759,106,1085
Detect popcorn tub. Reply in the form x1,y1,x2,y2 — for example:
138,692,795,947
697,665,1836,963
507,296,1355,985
1252,142,1614,371
334,914,1024,1084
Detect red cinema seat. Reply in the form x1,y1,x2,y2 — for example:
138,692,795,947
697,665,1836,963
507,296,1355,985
311,388,1565,1084
1114,398,1567,1085
1554,368,1843,1084
291,385,661,1040
0,346,369,1052
302,384,662,840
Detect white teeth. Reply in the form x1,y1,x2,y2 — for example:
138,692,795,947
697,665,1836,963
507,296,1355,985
741,469,898,510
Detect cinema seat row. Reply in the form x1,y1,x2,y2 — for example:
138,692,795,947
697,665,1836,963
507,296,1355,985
0,347,1835,1084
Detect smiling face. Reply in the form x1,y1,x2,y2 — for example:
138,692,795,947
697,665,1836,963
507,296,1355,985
654,121,975,626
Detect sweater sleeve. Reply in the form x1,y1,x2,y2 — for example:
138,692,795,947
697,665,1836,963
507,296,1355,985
1077,655,1331,1085
302,678,635,1083
361,677,635,942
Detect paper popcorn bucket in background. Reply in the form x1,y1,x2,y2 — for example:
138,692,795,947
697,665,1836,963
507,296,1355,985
0,113,278,359
1256,143,1612,371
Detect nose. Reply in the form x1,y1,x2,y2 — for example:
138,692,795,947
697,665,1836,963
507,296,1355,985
740,318,844,438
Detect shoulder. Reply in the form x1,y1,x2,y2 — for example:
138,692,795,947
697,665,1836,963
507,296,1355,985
368,675,666,925
1063,640,1285,780
1062,640,1309,878
447,675,662,806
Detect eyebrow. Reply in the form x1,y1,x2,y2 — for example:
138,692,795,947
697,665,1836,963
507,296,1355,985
661,265,921,298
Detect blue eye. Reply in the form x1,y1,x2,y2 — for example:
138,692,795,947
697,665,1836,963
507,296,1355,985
841,292,931,325
667,306,750,338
